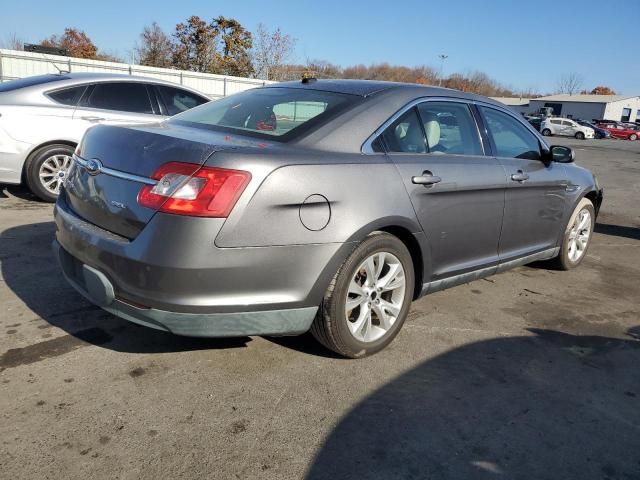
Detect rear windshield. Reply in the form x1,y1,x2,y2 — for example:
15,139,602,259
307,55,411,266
0,74,70,92
170,87,358,140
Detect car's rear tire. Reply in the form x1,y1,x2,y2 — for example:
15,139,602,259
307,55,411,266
24,144,75,202
311,232,415,358
629,134,638,141
542,129,552,136
549,198,595,270
575,132,585,140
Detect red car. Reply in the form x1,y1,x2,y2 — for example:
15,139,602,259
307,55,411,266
596,122,639,140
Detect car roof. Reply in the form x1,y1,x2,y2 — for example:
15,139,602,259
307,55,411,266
264,78,503,105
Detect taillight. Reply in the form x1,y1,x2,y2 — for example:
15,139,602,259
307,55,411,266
138,162,251,217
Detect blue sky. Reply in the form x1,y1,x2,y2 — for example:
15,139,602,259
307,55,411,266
1,0,636,94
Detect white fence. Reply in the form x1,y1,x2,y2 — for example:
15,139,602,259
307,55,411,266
0,49,272,98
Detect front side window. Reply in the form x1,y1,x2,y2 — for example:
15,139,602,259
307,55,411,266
480,106,541,160
83,82,153,114
156,85,208,116
562,120,574,126
171,87,357,139
417,102,482,155
381,108,427,153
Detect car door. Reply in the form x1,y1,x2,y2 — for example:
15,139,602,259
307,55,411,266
72,82,159,129
563,120,577,136
478,105,570,263
381,100,506,281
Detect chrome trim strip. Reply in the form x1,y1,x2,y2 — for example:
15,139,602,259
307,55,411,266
74,155,158,185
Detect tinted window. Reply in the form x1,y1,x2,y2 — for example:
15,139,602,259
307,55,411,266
172,87,356,138
156,85,208,116
84,83,153,114
47,86,86,106
417,102,482,155
381,108,427,153
481,107,541,160
550,119,562,125
0,74,70,92
562,120,573,126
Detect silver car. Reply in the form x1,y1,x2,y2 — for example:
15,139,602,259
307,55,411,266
0,73,209,201
53,80,603,357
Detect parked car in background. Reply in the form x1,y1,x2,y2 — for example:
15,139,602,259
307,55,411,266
53,79,602,358
525,116,542,132
540,118,595,139
596,122,639,140
0,73,210,201
576,120,611,139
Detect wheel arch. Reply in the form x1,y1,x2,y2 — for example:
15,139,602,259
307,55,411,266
308,217,429,305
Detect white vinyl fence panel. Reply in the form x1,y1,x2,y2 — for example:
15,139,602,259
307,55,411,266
0,49,273,98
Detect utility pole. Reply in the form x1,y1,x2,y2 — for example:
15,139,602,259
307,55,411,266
438,54,448,87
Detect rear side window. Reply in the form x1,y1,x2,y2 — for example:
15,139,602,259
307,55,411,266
550,119,562,125
82,83,153,114
156,85,208,116
417,102,482,155
171,87,356,139
381,108,427,153
562,120,574,126
47,86,86,106
480,106,541,160
0,74,70,92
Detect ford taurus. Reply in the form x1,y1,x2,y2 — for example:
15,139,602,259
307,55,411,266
53,79,603,357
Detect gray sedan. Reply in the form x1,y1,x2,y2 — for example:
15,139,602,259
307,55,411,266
53,79,603,358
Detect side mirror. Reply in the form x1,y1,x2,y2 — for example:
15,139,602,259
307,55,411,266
549,145,575,163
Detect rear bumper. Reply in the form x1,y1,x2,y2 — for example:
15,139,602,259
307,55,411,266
0,131,30,184
53,195,345,336
53,240,316,336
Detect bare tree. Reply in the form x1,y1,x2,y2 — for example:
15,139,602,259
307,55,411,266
556,73,583,96
135,22,173,67
251,24,296,80
0,32,25,50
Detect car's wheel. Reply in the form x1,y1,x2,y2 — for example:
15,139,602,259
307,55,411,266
311,232,415,358
550,198,595,270
542,129,552,136
575,131,585,140
629,134,638,141
24,144,75,202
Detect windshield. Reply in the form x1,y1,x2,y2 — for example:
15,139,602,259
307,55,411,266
0,74,70,92
170,87,358,140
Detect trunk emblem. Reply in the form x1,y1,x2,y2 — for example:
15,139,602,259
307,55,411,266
110,200,126,209
86,159,102,175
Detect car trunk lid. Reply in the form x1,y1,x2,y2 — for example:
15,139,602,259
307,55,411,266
63,122,246,239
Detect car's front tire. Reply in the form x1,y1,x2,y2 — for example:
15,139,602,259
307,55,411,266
542,128,552,136
575,132,585,140
311,232,415,358
551,198,595,270
24,144,75,202
629,134,638,141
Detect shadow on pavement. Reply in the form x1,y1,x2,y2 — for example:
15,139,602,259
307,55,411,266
306,328,640,480
1,221,250,354
595,223,640,241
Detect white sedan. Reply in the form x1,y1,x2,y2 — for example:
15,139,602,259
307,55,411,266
0,73,209,201
540,117,594,140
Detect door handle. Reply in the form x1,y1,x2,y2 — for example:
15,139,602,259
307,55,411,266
412,172,442,187
81,116,104,122
511,170,530,183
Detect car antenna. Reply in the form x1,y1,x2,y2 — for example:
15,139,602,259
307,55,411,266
23,44,70,74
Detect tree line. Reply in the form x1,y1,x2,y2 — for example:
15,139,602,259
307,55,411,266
0,21,616,96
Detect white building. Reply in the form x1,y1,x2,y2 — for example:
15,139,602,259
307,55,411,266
491,97,531,116
527,95,640,122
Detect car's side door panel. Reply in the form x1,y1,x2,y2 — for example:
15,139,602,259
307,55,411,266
478,105,570,262
381,101,506,282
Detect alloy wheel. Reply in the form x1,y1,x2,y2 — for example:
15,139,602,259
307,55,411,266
345,251,406,343
39,154,72,195
567,208,592,262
